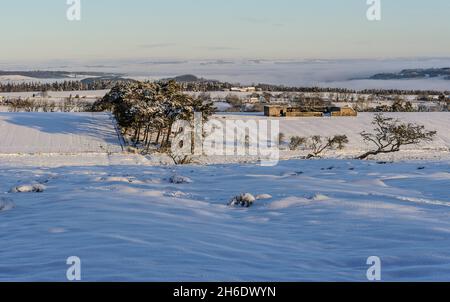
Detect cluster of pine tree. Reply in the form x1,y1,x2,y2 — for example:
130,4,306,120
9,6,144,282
93,81,216,152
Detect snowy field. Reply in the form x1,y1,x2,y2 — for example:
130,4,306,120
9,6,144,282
0,112,448,167
1,160,450,281
208,112,450,162
0,90,109,100
0,113,123,154
0,112,449,281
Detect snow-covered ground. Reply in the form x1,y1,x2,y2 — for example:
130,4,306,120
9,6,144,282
1,159,450,281
0,113,122,154
0,112,449,281
199,113,450,163
0,112,448,166
0,90,109,100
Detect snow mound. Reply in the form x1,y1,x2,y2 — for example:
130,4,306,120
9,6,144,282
269,194,329,210
0,197,15,212
309,194,330,201
48,228,66,234
229,193,256,207
256,194,273,200
269,197,310,209
98,176,135,183
169,175,193,184
165,191,191,198
9,184,45,193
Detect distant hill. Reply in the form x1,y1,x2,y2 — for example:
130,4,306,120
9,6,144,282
162,74,218,83
368,68,450,80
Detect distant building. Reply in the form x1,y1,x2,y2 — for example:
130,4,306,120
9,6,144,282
264,105,357,117
330,107,358,117
230,87,257,93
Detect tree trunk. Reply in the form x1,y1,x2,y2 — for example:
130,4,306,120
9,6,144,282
165,123,173,146
357,148,400,160
155,130,161,144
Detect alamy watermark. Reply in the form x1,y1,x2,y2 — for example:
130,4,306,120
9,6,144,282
63,255,382,281
366,256,382,281
66,1,380,22
66,256,81,281
171,113,280,167
66,0,81,21
366,0,381,21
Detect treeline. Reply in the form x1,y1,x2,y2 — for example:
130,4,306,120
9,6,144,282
4,98,94,112
176,81,450,96
0,79,133,93
254,84,450,96
2,77,449,96
92,81,215,152
178,81,234,92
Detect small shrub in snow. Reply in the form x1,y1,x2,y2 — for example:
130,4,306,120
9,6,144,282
126,146,140,154
229,193,256,208
168,151,194,165
307,135,349,159
9,184,45,193
0,197,15,212
169,175,193,184
289,136,307,151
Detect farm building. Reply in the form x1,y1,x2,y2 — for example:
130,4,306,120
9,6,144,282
264,105,357,117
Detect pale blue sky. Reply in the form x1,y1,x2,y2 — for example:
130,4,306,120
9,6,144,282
1,0,450,62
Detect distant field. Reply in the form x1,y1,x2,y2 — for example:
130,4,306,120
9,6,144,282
212,112,450,160
0,89,109,99
0,112,448,162
0,113,123,154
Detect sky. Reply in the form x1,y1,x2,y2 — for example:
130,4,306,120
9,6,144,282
1,0,450,63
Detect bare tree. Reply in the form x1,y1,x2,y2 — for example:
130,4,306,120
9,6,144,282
358,114,437,160
307,135,349,159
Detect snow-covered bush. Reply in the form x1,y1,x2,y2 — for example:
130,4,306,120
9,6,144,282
308,193,329,201
169,175,193,184
229,193,256,207
9,184,45,193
